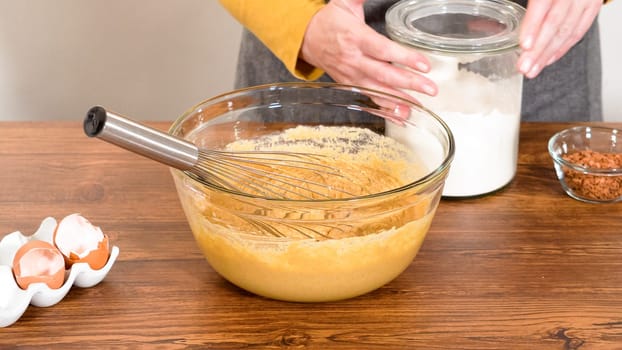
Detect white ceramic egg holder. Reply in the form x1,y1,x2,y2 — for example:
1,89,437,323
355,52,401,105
0,217,119,327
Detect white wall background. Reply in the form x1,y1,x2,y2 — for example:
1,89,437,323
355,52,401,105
0,0,242,121
0,1,620,121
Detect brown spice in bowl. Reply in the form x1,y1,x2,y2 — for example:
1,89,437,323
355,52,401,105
562,150,622,201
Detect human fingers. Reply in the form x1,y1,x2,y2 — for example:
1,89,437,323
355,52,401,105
331,0,365,19
357,53,437,96
521,0,574,78
334,63,422,104
301,2,437,98
518,0,601,78
551,1,602,64
518,0,551,52
360,29,431,73
323,44,436,98
348,76,419,125
360,31,438,94
353,28,436,95
517,0,568,77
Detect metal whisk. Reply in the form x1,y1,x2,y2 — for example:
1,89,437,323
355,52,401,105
83,106,357,200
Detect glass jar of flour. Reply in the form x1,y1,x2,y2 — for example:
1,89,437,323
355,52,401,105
386,0,525,197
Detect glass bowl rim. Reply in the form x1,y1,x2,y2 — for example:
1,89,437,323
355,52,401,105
548,125,622,175
168,82,455,202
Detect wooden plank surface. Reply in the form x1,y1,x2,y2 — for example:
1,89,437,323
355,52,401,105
1,121,622,349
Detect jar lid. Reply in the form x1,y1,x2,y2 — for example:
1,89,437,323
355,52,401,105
386,0,525,53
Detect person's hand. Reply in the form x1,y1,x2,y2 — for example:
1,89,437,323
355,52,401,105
299,0,437,102
517,0,602,79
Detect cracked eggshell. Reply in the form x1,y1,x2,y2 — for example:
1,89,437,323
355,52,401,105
53,214,110,270
0,217,119,328
12,240,65,290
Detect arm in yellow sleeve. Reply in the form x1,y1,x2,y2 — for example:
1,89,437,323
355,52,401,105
218,0,326,80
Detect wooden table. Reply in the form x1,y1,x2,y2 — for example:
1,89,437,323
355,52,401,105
1,122,621,349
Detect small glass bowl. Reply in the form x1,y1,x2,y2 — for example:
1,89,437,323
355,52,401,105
548,126,622,203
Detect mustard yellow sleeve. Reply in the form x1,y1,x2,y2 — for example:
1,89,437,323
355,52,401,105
219,0,326,80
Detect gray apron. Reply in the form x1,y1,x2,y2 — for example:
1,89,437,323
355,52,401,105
233,0,602,122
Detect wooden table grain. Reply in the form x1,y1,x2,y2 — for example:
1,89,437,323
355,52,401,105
1,121,622,349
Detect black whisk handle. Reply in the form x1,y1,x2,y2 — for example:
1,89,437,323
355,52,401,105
83,106,107,137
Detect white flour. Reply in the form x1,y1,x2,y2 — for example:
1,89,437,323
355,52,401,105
438,110,520,196
395,53,523,196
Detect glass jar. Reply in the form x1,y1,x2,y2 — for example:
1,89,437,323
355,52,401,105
386,0,525,197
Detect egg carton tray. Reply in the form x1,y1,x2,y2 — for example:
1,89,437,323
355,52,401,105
0,217,119,327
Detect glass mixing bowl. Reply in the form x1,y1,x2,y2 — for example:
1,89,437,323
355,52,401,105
169,83,454,302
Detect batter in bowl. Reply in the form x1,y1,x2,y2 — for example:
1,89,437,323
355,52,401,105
173,125,442,302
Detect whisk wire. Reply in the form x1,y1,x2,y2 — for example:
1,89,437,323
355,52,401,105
193,159,304,199
195,151,358,199
203,150,346,176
